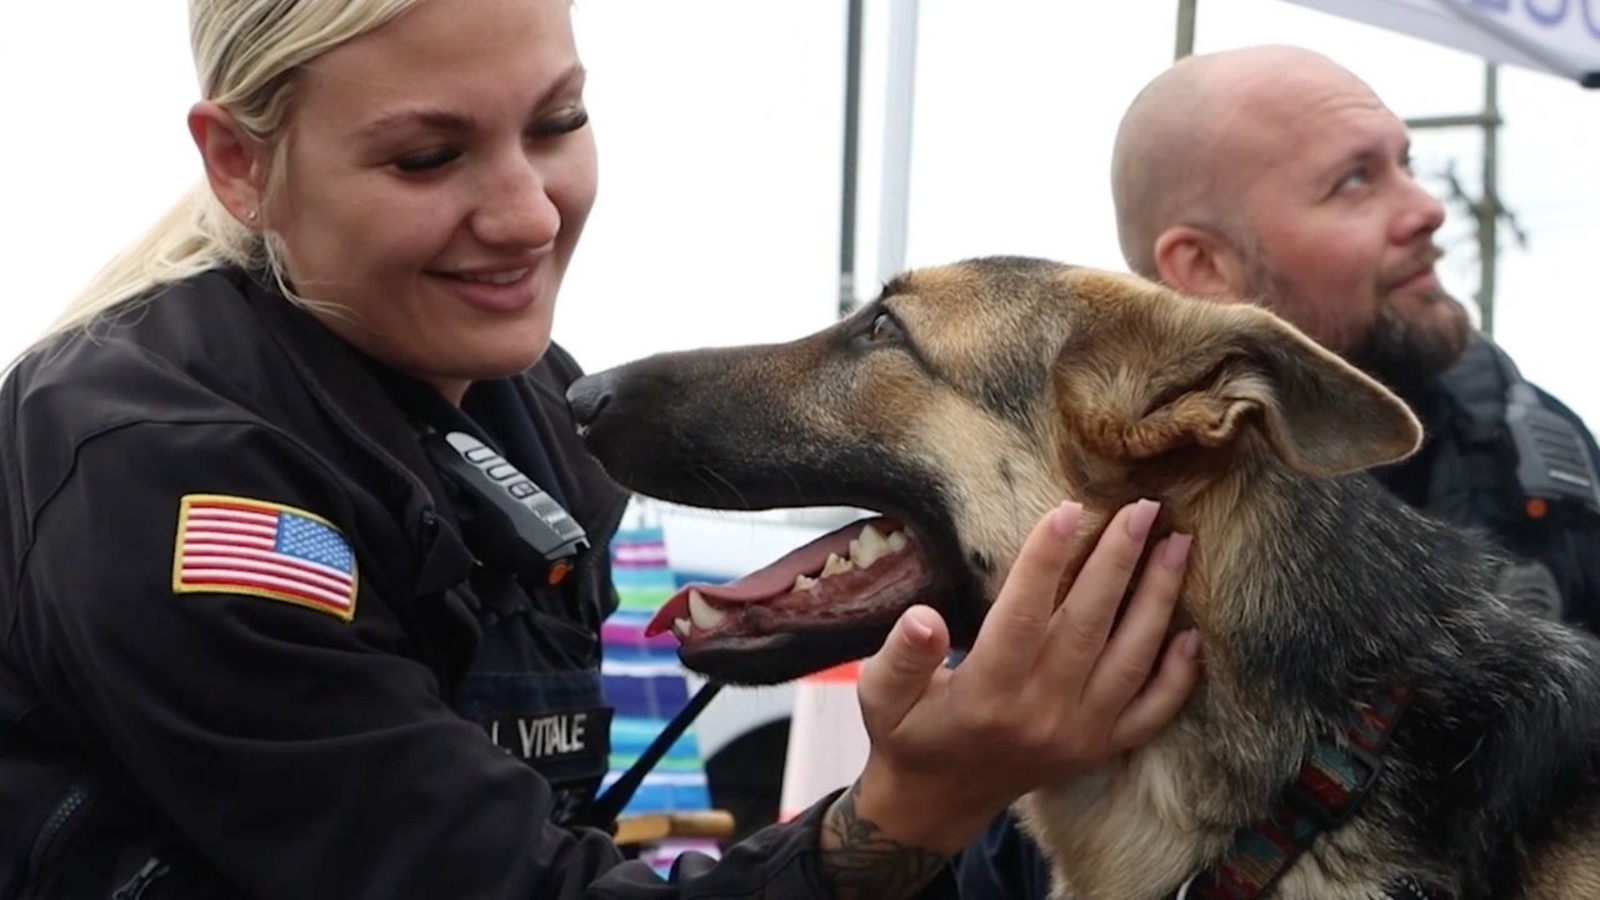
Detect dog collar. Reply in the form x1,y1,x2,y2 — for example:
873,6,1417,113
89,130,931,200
1176,686,1411,900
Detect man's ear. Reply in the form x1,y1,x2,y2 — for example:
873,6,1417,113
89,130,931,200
1066,285,1422,478
1152,225,1249,300
188,101,267,228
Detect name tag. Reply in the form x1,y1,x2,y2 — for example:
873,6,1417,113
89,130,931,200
482,707,613,764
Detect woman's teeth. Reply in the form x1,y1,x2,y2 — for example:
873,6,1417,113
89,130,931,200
456,268,528,285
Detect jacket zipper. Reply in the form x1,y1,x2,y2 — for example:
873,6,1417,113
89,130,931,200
111,857,171,900
572,491,631,630
20,783,92,900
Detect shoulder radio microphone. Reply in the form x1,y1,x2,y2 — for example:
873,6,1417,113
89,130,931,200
423,430,590,585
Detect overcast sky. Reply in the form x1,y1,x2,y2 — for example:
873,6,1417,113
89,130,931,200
2,1,1596,427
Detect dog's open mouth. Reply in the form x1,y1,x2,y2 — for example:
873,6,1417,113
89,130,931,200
643,516,946,684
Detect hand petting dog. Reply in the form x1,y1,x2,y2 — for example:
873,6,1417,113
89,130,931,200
818,500,1200,896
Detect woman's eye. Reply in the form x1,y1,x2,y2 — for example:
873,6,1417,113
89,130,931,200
395,147,461,173
868,312,902,343
531,109,590,138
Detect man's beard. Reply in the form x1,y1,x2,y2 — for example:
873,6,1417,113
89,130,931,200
1342,286,1474,396
1242,253,1473,395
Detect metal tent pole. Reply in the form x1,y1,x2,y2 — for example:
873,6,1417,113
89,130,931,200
1176,0,1198,59
837,0,865,319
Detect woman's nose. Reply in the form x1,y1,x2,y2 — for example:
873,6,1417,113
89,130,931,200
472,155,562,250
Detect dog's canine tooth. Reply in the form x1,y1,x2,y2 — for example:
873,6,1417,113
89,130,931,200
672,617,692,639
852,524,891,568
821,553,855,578
687,590,726,629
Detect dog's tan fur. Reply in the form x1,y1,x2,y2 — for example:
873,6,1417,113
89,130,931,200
887,263,1444,897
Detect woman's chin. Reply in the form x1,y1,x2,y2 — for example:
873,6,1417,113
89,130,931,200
442,319,554,376
415,347,550,403
460,338,554,380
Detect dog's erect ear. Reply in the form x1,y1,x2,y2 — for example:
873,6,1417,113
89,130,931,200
1066,289,1423,477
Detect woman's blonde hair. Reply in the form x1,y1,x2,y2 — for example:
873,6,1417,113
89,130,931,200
39,0,429,344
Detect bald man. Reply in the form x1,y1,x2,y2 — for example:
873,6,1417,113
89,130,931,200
1104,44,1599,626
958,45,1600,900
1112,45,1472,392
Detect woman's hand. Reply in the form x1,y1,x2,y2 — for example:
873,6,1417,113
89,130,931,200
818,499,1200,895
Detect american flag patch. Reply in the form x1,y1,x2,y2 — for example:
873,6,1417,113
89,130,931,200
172,494,359,620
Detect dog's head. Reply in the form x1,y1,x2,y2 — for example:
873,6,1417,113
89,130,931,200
569,257,1422,684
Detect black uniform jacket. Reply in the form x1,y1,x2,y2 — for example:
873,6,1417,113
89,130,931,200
1374,349,1600,630
0,268,865,899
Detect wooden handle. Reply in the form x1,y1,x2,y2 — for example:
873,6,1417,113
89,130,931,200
613,810,737,846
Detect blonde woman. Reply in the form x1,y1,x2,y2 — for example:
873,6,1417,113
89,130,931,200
0,1,1199,897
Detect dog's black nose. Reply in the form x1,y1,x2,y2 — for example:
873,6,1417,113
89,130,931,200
566,371,615,436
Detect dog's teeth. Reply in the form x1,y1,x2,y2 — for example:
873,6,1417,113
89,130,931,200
688,590,726,630
793,574,818,592
851,524,890,568
821,553,855,578
885,530,910,553
672,617,692,639
861,522,888,545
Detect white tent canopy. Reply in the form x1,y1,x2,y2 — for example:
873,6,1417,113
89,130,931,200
1283,0,1600,86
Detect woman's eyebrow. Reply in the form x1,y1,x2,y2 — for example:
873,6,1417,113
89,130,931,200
353,63,587,141
356,107,477,140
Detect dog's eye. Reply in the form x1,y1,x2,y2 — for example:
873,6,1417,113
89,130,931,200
867,312,903,344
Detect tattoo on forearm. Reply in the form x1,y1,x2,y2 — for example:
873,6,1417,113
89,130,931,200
819,782,947,899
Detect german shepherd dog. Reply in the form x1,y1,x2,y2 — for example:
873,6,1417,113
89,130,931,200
567,257,1600,898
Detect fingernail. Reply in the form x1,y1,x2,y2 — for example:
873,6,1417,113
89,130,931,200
1051,501,1083,540
1126,498,1161,540
1180,630,1201,658
904,606,936,646
1163,533,1194,571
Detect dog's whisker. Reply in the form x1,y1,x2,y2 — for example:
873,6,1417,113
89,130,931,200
778,469,812,507
685,468,723,502
700,465,750,509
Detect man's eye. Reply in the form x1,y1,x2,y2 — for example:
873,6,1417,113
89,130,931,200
395,147,461,173
868,312,903,343
1335,168,1372,193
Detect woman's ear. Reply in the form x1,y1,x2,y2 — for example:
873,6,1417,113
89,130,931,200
188,101,267,228
1151,225,1249,300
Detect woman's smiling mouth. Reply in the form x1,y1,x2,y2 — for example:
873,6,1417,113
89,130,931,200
432,262,543,313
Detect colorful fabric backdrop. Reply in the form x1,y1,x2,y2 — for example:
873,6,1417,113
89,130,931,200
601,502,718,872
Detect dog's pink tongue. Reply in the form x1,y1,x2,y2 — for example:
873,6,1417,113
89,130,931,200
644,516,899,636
